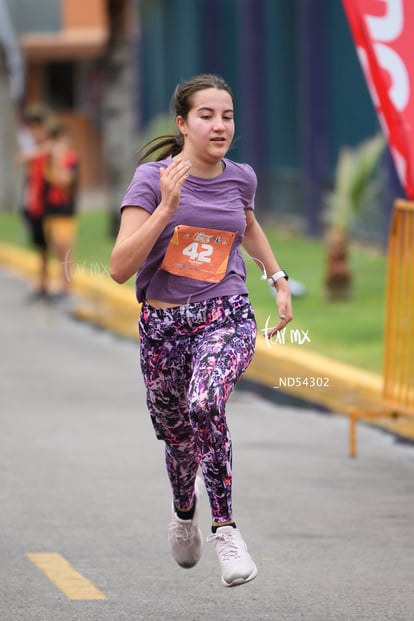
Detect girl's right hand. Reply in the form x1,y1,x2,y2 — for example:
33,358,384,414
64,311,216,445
159,157,191,214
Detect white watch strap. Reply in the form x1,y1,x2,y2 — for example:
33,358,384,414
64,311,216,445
268,270,287,286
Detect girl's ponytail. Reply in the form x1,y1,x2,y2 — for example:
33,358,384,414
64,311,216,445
137,133,183,164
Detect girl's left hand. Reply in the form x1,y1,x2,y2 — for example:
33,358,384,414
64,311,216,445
265,282,293,337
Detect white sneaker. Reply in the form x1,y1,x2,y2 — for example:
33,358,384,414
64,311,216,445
167,476,203,569
207,526,258,587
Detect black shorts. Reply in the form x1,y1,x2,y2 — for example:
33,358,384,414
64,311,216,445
23,212,47,249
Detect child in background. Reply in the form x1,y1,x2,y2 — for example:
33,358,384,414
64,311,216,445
19,105,50,299
42,122,79,300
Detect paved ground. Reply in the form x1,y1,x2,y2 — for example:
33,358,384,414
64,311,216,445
1,268,414,621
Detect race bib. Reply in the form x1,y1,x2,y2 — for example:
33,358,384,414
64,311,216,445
160,225,236,283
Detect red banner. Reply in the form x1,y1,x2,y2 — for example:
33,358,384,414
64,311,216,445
342,0,414,198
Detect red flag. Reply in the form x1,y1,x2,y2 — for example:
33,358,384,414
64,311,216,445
342,0,414,198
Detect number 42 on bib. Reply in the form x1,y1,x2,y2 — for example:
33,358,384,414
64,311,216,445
160,225,236,283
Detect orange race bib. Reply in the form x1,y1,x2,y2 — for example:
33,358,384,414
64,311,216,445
160,225,236,283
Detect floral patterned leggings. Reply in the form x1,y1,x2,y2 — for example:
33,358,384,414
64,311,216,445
139,294,257,523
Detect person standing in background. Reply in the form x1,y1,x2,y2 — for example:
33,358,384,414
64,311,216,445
18,105,50,300
42,122,79,300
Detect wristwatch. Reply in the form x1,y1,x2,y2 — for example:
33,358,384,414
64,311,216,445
268,270,289,286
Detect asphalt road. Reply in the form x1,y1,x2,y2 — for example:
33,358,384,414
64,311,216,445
1,268,414,621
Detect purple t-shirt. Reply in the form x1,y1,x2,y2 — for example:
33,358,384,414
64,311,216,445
120,156,257,304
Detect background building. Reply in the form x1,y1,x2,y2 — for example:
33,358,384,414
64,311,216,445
3,0,137,212
7,0,110,191
1,0,403,241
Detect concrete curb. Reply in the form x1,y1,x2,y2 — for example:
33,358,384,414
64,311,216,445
2,242,413,447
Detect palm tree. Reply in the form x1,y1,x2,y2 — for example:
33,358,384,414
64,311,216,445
324,133,385,301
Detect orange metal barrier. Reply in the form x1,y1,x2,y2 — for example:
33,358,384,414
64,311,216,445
350,199,414,456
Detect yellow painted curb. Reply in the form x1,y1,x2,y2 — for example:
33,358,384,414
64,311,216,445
2,242,413,445
250,337,383,414
0,242,139,339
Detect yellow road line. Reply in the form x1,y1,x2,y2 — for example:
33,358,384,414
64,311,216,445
26,553,107,600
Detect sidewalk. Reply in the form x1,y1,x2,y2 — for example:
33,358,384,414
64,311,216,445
1,241,414,452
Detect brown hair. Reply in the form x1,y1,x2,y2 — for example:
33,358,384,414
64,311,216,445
137,74,234,164
23,103,50,126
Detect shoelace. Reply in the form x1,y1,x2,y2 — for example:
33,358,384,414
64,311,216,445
169,521,195,543
210,531,242,560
